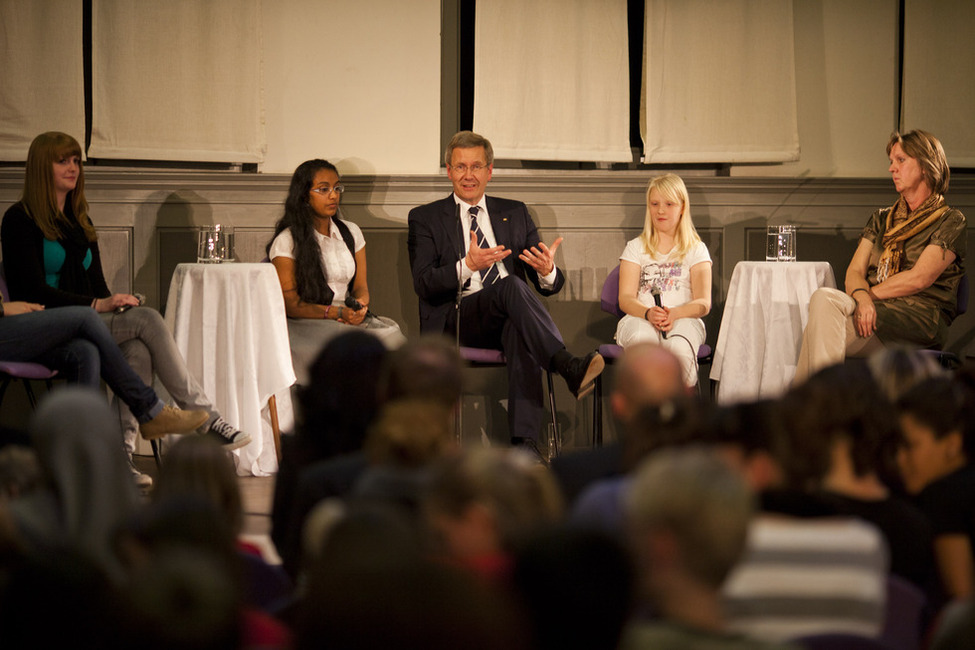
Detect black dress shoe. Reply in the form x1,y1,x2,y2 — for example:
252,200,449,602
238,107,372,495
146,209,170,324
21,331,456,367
563,351,605,400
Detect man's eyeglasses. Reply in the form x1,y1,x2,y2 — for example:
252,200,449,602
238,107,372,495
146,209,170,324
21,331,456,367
451,164,488,175
311,185,345,195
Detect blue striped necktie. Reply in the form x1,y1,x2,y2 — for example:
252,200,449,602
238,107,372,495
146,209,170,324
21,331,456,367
469,206,500,286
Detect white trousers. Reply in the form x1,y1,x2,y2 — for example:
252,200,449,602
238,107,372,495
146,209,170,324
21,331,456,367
794,287,884,384
616,315,706,387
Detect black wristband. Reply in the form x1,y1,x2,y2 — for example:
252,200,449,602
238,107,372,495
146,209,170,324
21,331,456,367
851,287,870,299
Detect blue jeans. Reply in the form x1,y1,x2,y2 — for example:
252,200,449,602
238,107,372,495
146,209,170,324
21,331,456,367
0,306,162,422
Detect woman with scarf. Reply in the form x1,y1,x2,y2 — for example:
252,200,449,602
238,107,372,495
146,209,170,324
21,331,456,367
795,130,966,382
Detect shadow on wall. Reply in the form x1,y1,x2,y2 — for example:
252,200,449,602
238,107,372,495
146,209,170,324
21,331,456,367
142,191,214,312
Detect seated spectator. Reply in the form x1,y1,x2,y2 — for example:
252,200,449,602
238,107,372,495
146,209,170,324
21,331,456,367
352,397,458,515
897,376,975,600
118,496,290,649
551,342,689,505
270,330,387,576
511,526,635,650
154,435,293,613
791,361,937,595
278,335,462,579
714,393,890,642
570,396,706,533
7,387,139,581
295,500,528,650
621,446,796,650
868,346,947,403
423,448,564,584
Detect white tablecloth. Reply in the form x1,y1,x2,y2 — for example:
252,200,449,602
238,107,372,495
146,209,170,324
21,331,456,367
710,261,836,405
165,263,296,476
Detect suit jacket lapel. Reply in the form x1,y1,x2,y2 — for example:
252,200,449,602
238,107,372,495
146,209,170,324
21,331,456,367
486,196,515,273
440,195,465,261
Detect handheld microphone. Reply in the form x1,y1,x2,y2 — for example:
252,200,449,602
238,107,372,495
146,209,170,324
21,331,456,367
651,287,667,339
345,294,373,318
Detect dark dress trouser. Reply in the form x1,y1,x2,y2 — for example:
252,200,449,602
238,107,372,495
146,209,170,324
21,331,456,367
446,275,564,441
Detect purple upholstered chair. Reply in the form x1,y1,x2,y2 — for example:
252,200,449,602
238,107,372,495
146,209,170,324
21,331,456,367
0,269,59,410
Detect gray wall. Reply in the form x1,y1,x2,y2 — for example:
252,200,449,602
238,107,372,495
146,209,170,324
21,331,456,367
2,170,974,444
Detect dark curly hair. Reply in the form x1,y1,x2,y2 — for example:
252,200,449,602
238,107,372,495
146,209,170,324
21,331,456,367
267,159,339,304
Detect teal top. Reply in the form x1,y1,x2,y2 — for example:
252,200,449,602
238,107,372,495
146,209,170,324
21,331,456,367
42,239,92,289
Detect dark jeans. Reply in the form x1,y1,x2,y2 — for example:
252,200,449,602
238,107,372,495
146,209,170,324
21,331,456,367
0,306,162,422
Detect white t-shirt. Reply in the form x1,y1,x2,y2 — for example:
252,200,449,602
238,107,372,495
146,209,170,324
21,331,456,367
619,237,711,309
268,219,366,304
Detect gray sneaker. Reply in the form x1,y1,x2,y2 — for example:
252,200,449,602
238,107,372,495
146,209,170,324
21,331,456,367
205,417,252,452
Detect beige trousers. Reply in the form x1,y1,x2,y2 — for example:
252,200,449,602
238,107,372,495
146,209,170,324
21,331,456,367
794,287,885,384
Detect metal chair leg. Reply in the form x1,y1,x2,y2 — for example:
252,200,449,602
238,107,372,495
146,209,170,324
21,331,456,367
592,373,603,448
150,439,163,467
545,371,560,457
22,379,39,409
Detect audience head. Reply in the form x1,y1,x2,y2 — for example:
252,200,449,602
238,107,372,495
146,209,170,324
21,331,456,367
22,131,94,241
297,330,387,459
423,448,564,561
364,398,456,469
0,547,125,648
153,435,243,535
867,346,946,402
611,342,687,425
642,173,701,253
887,129,950,195
444,130,495,168
625,446,754,595
511,526,635,650
381,334,464,408
782,360,896,489
707,398,788,492
16,387,137,579
622,396,706,472
117,495,243,639
896,376,975,494
298,499,527,650
121,545,241,650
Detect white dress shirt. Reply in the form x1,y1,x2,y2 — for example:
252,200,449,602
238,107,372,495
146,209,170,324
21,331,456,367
453,195,557,295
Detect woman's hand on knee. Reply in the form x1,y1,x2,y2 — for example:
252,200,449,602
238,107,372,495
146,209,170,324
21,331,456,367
93,293,140,313
854,300,877,337
3,301,44,316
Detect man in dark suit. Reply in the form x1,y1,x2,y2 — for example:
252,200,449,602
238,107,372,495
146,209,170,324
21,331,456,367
408,131,603,445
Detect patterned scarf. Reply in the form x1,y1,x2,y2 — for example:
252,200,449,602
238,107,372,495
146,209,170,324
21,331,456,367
875,194,948,283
